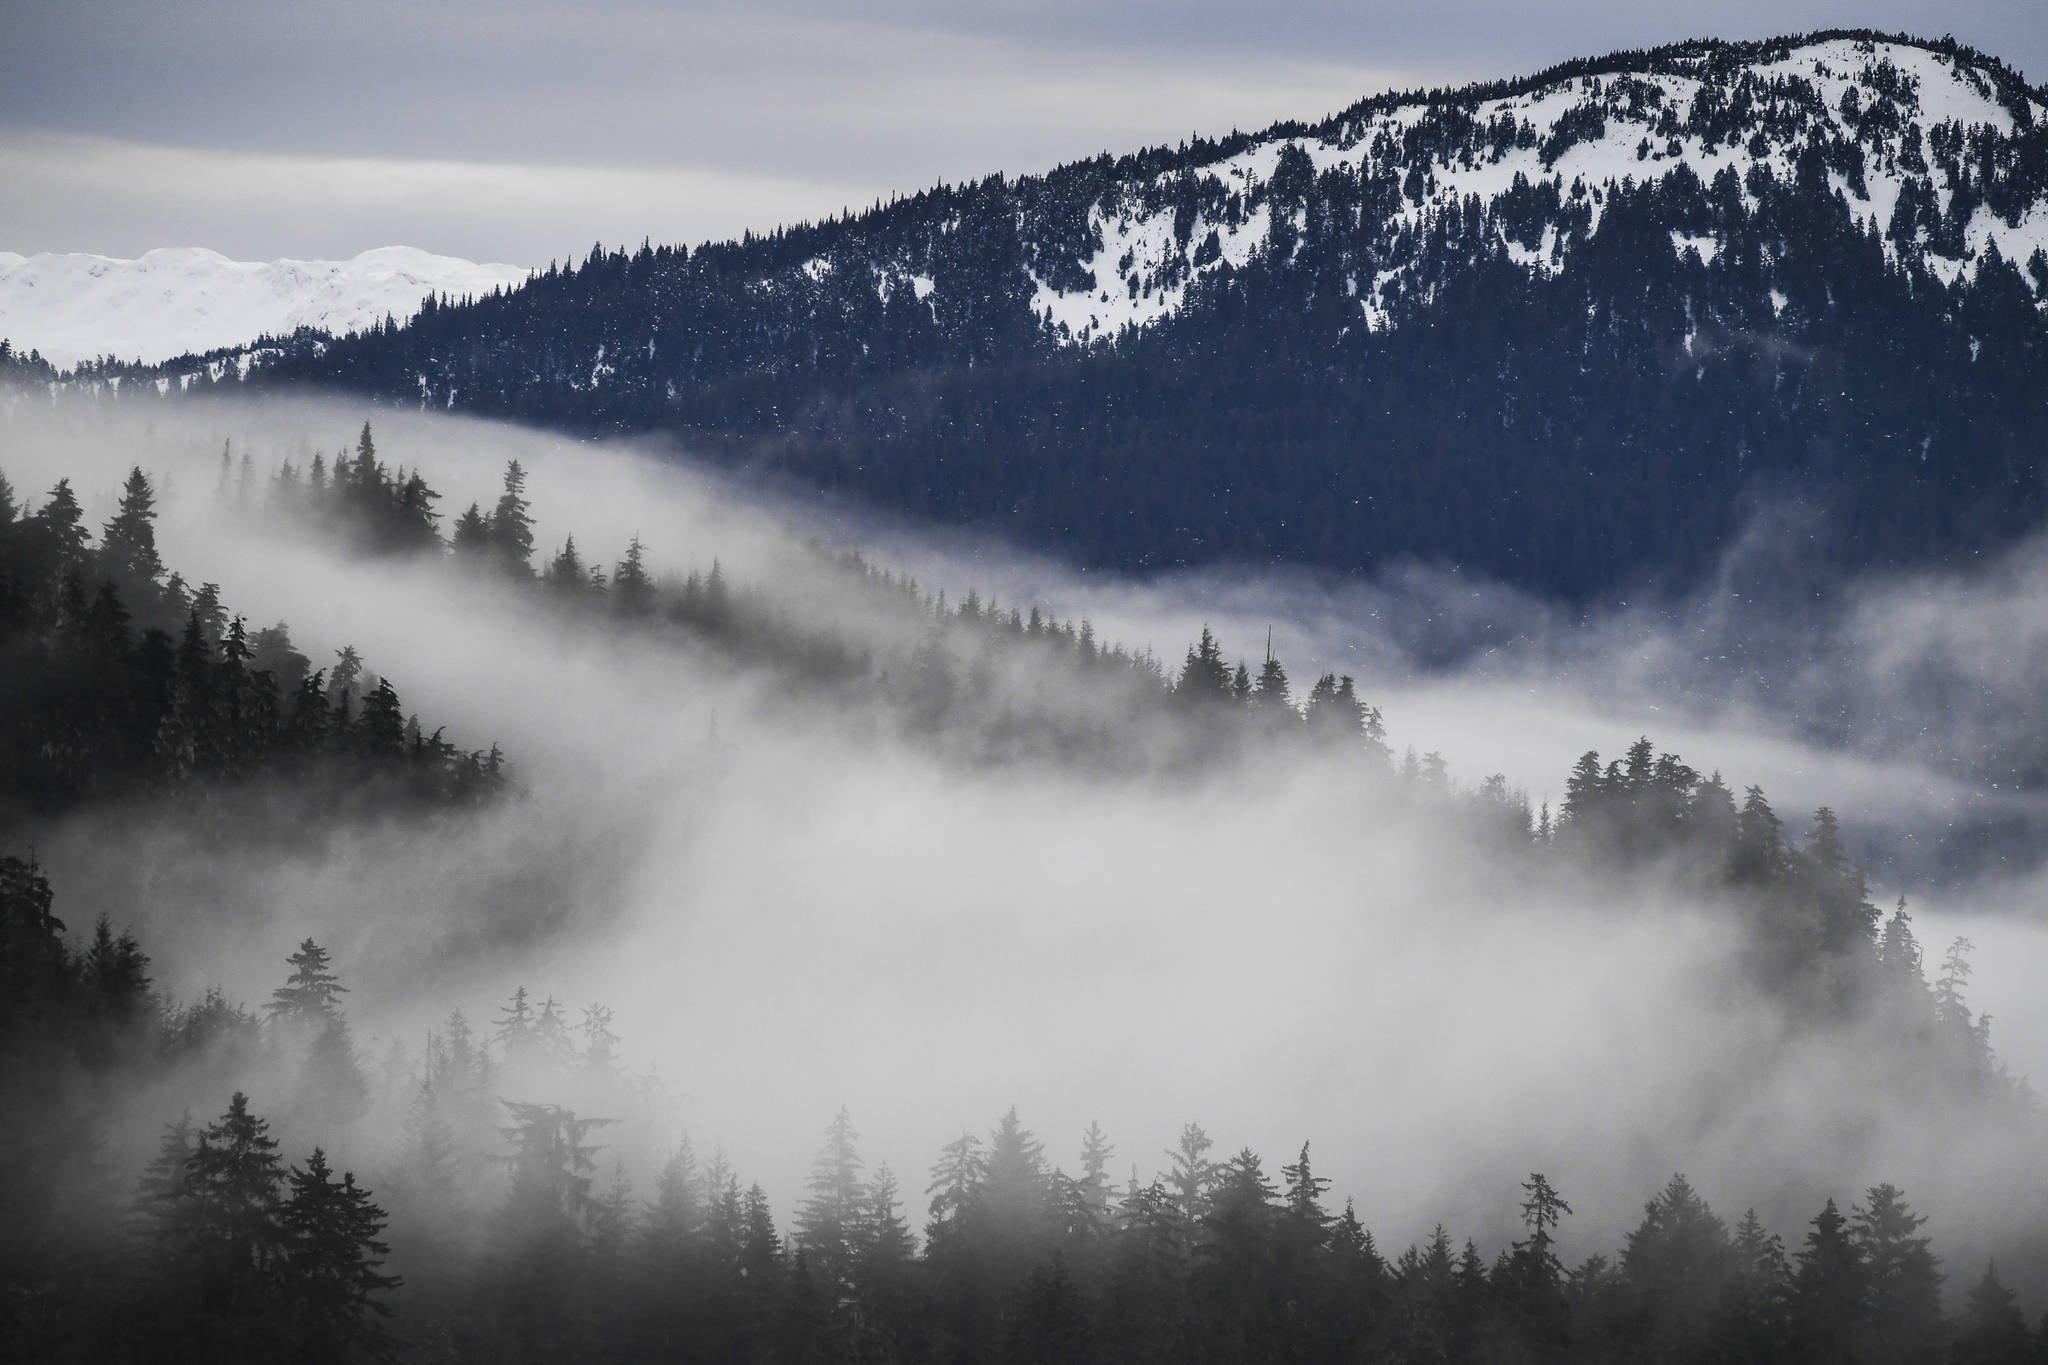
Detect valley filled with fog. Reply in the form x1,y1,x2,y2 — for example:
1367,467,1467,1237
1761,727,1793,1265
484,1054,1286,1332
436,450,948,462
6,393,2045,1304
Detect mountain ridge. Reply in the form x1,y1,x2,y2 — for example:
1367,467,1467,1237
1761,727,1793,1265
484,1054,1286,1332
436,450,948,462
35,29,2048,600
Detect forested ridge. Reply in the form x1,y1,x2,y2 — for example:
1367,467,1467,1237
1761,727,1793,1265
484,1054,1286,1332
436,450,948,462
43,30,2048,601
0,447,503,825
1,423,2043,1361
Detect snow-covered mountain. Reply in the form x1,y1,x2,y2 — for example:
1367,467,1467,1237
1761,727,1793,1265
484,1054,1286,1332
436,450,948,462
56,31,2048,599
1030,34,2048,343
0,246,532,369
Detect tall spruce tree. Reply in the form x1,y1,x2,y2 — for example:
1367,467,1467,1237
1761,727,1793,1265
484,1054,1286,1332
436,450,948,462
277,1148,400,1363
186,1092,287,1318
794,1106,866,1303
101,466,165,590
1792,1197,1865,1364
490,461,536,577
613,536,655,616
1851,1183,1944,1365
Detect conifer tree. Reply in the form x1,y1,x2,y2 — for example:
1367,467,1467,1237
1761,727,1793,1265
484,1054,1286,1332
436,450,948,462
579,1002,618,1078
32,478,91,585
1280,1142,1333,1247
1852,1183,1944,1363
1621,1173,1733,1350
1193,1147,1280,1347
268,939,347,1026
356,677,406,755
1166,1122,1217,1229
859,1161,915,1270
1933,937,1977,1031
392,470,442,552
1878,898,1924,979
277,1147,400,1363
545,537,586,592
1718,1207,1793,1357
499,1100,612,1231
1562,751,1607,828
1498,1172,1573,1350
613,536,655,616
532,996,576,1071
186,1091,287,1316
795,1106,866,1303
101,466,165,588
1304,672,1365,746
647,1136,703,1264
493,987,538,1072
1251,638,1294,726
133,1112,196,1253
491,461,536,576
286,670,332,753
1078,1121,1115,1222
81,914,152,1044
1329,1197,1386,1303
1792,1197,1865,1363
1951,1262,2029,1365
327,645,363,710
1176,627,1231,704
702,1149,743,1272
925,1131,986,1247
739,1181,784,1281
980,1106,1050,1270
353,423,377,483
702,559,730,629
451,502,492,558
1735,786,1786,884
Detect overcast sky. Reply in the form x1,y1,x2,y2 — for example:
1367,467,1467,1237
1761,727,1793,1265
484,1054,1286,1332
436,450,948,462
3,0,2041,265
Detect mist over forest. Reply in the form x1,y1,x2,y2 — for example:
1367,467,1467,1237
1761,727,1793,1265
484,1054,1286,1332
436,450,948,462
1,388,2045,1363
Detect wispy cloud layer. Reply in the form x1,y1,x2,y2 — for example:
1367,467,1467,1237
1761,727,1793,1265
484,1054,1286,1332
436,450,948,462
24,1,2041,263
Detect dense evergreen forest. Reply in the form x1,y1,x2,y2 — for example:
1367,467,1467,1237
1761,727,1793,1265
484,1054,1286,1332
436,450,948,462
59,31,2048,601
1,424,2043,1361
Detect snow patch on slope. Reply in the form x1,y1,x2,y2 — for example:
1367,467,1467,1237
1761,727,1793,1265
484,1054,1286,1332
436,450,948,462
0,246,533,369
1030,201,1270,344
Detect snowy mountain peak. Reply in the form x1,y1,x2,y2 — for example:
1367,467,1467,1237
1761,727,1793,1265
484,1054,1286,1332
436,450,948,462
1027,34,2048,344
0,245,532,369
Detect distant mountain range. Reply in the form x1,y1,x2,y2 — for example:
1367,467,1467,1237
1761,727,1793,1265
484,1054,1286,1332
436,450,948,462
22,31,2048,600
0,246,530,368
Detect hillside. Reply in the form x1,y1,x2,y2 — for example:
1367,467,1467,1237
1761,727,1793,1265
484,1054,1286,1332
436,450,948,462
97,31,2048,599
0,246,531,368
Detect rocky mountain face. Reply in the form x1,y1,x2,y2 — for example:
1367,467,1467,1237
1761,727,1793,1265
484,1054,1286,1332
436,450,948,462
69,31,2048,599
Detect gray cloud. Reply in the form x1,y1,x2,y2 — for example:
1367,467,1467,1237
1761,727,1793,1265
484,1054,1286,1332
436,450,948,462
5,0,2037,261
0,131,868,264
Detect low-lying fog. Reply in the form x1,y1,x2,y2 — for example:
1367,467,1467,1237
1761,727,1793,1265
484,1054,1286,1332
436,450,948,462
5,392,2046,1292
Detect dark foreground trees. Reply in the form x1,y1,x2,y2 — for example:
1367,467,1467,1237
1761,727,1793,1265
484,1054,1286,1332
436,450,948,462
0,844,2042,1362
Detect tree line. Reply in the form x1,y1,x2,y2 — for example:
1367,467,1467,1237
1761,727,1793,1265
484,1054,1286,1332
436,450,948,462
0,455,504,823
1,849,2040,1362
